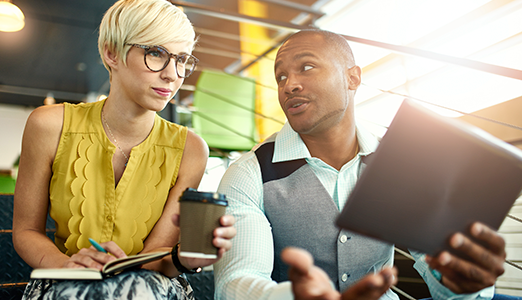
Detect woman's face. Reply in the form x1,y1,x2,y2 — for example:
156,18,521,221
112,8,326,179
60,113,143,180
114,41,193,112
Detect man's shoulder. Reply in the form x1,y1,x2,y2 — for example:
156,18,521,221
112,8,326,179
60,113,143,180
232,133,278,165
251,132,278,152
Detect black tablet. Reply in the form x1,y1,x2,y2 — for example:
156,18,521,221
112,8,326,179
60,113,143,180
336,99,522,256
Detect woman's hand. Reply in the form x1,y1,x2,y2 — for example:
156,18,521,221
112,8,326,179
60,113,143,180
63,241,127,270
173,214,236,270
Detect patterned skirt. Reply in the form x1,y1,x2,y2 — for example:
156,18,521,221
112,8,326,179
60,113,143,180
22,269,194,300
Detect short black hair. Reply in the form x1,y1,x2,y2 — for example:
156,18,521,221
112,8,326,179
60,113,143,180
281,29,356,67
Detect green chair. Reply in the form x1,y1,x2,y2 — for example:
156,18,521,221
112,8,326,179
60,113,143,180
192,70,257,151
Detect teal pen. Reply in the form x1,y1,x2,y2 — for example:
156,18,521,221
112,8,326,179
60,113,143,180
89,238,108,253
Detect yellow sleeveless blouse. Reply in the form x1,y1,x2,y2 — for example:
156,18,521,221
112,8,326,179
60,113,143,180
49,100,187,256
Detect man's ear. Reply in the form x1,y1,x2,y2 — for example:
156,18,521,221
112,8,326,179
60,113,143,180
103,46,119,70
347,65,362,90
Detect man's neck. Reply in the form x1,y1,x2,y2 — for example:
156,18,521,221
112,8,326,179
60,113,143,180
300,127,358,171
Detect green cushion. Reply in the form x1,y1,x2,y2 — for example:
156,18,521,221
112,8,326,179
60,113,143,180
0,175,15,194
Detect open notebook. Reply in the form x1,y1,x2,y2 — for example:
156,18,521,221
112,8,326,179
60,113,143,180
336,99,522,256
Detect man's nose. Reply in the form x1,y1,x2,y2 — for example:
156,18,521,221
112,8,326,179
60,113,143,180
284,74,303,94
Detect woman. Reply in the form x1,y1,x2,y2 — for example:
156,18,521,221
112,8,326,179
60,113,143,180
12,0,235,299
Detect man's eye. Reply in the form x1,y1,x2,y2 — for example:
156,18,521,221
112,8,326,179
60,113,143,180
278,75,287,83
303,65,313,71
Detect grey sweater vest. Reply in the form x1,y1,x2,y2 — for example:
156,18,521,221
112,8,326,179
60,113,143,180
255,141,394,291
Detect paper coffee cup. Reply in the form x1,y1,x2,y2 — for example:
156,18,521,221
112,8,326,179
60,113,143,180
179,188,228,259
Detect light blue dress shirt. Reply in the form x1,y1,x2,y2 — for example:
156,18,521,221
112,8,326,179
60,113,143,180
214,121,494,300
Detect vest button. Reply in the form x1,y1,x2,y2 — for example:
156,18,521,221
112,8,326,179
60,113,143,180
339,235,349,243
341,273,350,282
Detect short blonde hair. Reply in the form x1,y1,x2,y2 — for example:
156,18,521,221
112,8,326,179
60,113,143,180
98,0,196,75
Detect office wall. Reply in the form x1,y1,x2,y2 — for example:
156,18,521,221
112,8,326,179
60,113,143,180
459,96,522,150
459,97,522,296
0,104,32,171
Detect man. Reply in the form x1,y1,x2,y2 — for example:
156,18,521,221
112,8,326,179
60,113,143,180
214,29,506,300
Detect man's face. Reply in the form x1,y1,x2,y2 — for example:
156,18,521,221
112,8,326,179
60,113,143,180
274,33,352,136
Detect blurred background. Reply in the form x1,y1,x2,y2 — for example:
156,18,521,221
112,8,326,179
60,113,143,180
0,0,521,298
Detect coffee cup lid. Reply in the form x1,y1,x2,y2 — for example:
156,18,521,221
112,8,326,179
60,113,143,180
180,188,228,206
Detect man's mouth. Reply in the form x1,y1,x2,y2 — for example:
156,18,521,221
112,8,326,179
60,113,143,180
285,97,309,114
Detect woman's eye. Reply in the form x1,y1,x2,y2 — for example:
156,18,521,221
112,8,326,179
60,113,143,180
147,47,167,59
147,50,162,58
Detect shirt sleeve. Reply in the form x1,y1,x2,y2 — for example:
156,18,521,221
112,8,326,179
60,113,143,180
410,250,495,300
213,153,293,300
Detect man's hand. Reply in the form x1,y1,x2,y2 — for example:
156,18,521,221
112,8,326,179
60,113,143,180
282,247,340,300
340,268,398,300
426,222,506,294
281,247,397,300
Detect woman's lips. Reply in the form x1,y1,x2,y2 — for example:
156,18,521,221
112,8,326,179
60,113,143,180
153,88,172,97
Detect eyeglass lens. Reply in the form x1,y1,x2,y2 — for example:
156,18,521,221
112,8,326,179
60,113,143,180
144,46,196,77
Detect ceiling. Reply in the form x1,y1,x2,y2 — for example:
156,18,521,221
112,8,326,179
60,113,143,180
1,0,522,137
0,0,112,107
0,0,321,108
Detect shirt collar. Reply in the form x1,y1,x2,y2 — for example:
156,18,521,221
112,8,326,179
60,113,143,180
272,120,380,163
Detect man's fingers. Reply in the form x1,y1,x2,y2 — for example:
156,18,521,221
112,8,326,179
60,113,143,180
428,251,497,293
424,223,507,294
219,215,236,227
380,268,398,287
470,222,506,257
433,252,487,281
214,225,237,240
447,231,505,276
341,267,397,300
281,247,314,275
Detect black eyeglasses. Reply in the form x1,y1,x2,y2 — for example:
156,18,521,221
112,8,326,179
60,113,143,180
128,44,199,78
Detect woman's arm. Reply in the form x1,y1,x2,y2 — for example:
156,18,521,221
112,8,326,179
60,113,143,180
141,130,235,277
139,130,207,276
13,105,71,268
13,105,122,270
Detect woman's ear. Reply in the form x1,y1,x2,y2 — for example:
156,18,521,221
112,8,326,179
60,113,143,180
103,45,119,70
347,65,362,90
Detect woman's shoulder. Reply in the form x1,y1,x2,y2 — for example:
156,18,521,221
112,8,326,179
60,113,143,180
154,117,206,152
26,104,64,135
186,129,207,148
183,130,209,160
22,104,64,164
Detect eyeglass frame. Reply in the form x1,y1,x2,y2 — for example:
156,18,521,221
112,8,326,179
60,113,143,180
127,44,199,78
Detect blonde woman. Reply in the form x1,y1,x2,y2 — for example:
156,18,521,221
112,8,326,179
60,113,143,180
13,0,236,299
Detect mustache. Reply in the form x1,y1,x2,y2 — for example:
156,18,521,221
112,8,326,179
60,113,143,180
286,94,312,102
